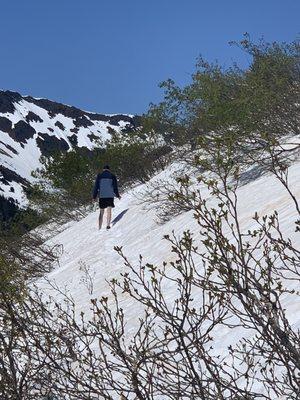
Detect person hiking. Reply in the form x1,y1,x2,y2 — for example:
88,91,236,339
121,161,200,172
92,165,120,230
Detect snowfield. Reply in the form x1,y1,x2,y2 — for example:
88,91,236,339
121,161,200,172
39,159,300,397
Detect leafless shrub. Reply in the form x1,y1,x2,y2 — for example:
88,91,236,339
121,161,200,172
79,261,95,295
135,161,200,223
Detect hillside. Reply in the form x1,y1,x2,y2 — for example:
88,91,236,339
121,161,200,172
39,158,300,397
0,90,138,219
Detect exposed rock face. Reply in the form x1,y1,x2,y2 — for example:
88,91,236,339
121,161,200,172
0,90,139,220
54,121,65,131
26,111,43,123
36,133,70,157
0,91,22,113
0,164,27,186
0,165,28,221
0,116,12,133
10,121,36,144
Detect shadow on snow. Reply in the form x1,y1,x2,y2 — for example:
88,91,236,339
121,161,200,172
112,208,129,226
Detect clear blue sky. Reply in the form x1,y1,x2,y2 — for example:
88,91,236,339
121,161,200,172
1,1,299,115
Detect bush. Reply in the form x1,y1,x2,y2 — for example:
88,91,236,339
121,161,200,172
145,36,300,160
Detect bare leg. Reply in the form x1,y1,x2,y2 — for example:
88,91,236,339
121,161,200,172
99,209,104,229
106,207,112,228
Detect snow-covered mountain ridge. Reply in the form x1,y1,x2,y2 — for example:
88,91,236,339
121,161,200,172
0,90,139,213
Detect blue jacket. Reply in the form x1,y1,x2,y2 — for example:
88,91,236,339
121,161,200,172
93,170,120,199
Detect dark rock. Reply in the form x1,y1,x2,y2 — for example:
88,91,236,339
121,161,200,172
36,133,69,157
0,90,139,132
87,133,99,142
0,148,12,158
87,113,133,127
48,111,56,118
68,134,78,147
108,114,133,126
73,115,93,128
55,121,65,131
107,126,117,135
48,127,54,132
26,96,90,120
0,116,12,133
0,165,28,185
0,142,18,155
114,115,141,133
88,113,110,122
0,90,22,114
9,121,36,144
70,127,79,133
25,94,137,128
26,111,43,123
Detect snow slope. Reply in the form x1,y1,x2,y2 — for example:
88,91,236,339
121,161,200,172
41,160,300,396
0,90,138,207
43,160,300,318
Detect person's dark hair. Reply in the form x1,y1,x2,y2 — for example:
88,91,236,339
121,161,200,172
103,165,110,170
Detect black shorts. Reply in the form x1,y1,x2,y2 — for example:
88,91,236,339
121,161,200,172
99,197,115,209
